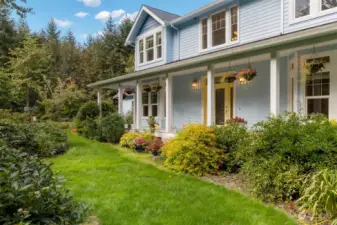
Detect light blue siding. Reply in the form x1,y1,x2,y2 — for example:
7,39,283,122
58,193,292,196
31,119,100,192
283,0,337,34
179,20,200,60
138,16,161,36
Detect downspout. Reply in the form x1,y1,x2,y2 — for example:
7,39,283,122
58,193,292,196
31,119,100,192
171,23,180,61
280,0,284,34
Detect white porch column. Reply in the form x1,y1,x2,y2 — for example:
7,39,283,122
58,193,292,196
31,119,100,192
270,51,280,116
136,81,142,130
97,88,102,118
159,78,166,129
118,85,123,115
207,65,215,126
165,74,172,133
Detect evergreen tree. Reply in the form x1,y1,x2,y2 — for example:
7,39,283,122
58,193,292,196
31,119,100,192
0,0,32,17
0,8,17,67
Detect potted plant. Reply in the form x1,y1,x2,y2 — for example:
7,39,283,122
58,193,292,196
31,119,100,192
143,85,151,93
146,137,164,156
237,64,257,81
151,83,162,92
303,57,329,75
226,116,247,125
134,136,148,152
147,116,159,134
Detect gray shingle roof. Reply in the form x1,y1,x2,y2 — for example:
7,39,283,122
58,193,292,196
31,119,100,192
144,5,180,23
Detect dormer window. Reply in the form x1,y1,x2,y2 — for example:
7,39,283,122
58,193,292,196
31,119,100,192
138,29,163,65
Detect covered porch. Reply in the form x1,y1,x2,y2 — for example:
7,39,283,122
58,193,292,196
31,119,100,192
89,23,337,137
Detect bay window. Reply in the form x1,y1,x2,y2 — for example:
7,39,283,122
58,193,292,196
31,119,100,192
138,30,163,65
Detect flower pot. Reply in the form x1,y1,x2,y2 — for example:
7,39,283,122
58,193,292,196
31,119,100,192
135,145,144,153
151,150,159,156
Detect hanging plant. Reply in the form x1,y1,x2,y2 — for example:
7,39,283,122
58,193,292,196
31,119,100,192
143,85,151,93
237,64,257,81
304,57,329,74
151,83,162,92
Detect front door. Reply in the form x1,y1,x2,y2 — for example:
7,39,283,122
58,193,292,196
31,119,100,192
203,79,234,125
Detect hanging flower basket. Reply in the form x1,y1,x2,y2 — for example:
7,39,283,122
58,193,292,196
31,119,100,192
305,57,329,74
220,72,237,83
237,64,257,81
151,83,162,92
143,85,151,93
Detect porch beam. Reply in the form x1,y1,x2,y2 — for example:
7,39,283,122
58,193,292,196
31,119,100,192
97,88,102,118
270,51,280,116
118,85,123,115
207,65,215,126
165,74,173,133
136,81,142,130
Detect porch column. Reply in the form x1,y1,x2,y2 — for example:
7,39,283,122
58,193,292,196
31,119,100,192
118,85,123,115
207,65,215,126
270,51,280,115
165,74,173,133
136,81,142,130
97,88,102,118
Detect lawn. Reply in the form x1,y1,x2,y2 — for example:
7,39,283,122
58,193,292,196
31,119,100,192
51,133,297,225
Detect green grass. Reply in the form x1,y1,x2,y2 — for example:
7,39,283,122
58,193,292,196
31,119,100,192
51,133,297,225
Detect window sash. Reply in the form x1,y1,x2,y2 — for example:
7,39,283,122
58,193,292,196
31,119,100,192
156,32,162,59
295,0,310,18
231,6,238,41
201,18,208,49
321,0,337,11
142,90,159,117
139,40,144,64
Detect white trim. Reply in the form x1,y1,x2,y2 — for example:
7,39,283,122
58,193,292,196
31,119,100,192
281,0,284,34
207,64,215,126
165,74,173,132
270,51,280,115
143,7,166,26
136,81,142,130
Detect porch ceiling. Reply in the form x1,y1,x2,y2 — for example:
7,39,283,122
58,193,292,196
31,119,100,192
88,21,337,89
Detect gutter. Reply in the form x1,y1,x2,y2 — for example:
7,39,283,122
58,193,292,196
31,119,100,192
88,22,337,88
170,24,180,60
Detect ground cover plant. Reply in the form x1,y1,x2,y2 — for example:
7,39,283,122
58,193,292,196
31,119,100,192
51,132,297,225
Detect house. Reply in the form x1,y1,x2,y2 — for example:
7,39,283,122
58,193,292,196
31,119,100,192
89,0,337,138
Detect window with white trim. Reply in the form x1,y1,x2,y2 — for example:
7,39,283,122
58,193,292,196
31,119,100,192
322,0,337,11
295,0,310,18
139,39,144,64
291,0,337,21
138,31,163,65
231,6,238,41
201,18,208,49
212,11,226,47
142,91,158,117
146,36,154,62
156,32,162,59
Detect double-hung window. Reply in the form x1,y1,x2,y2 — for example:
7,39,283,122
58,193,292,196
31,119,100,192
142,91,159,117
212,11,226,47
201,18,208,49
231,6,238,41
292,0,337,21
305,57,330,117
321,0,337,11
138,30,163,65
295,0,310,18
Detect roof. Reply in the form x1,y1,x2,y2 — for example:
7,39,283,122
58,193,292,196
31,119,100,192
89,21,337,89
144,5,180,23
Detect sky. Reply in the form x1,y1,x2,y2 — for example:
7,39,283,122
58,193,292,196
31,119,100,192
23,0,212,42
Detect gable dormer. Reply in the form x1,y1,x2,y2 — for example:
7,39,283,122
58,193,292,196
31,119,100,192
125,5,179,71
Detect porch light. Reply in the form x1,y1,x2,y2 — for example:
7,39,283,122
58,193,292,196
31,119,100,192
239,77,248,85
192,79,200,90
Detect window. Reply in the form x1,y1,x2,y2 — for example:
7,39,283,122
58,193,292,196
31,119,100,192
146,36,154,62
151,92,158,117
142,92,149,117
142,89,159,117
231,6,238,41
305,70,330,117
201,18,208,49
156,32,162,59
322,0,337,11
139,40,144,64
295,0,310,18
212,11,226,47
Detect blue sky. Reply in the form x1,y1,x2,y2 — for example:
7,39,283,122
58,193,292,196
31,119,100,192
24,0,212,41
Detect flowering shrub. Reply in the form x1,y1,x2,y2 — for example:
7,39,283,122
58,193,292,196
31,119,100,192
135,136,148,148
146,137,164,152
226,116,246,124
120,132,139,149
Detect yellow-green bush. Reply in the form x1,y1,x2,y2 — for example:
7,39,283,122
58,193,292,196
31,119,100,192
162,124,225,176
120,132,155,149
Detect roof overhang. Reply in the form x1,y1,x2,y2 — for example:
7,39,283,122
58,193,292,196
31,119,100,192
125,5,165,46
90,22,337,89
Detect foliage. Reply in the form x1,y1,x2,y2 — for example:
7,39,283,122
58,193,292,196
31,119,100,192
298,169,337,221
241,113,337,201
213,123,250,172
146,137,164,153
0,145,88,225
0,0,32,17
80,117,99,141
161,124,225,176
100,113,125,143
120,132,140,149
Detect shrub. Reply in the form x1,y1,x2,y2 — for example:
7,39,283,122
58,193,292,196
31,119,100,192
80,118,100,140
242,113,337,201
120,132,140,149
0,145,88,225
298,169,337,221
146,137,164,155
101,113,125,143
213,123,250,172
161,124,225,176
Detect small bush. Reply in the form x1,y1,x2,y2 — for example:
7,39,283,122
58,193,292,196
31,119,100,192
242,113,337,201
120,132,140,149
80,118,100,140
213,123,250,172
0,145,88,225
101,113,125,143
162,124,225,176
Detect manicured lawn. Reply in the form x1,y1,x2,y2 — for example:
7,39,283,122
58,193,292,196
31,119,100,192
51,133,297,225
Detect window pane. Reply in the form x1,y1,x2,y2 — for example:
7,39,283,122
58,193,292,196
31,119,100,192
157,46,162,59
322,0,337,11
140,52,144,64
212,11,226,46
146,36,154,49
143,106,149,117
307,99,329,117
139,40,144,64
139,40,144,51
306,72,330,97
147,49,154,61
142,92,148,104
152,105,158,117
156,32,162,45
151,92,158,104
201,19,208,49
295,0,310,18
231,6,238,41
156,32,162,59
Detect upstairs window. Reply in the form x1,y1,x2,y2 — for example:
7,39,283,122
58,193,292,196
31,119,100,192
322,0,337,11
295,0,310,18
212,11,226,47
231,6,238,41
146,36,154,62
139,40,144,64
201,18,208,49
156,32,162,59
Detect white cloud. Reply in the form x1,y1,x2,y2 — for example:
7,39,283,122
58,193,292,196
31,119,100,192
53,18,72,28
95,9,127,22
111,9,126,19
75,12,89,18
78,0,101,7
118,11,138,23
